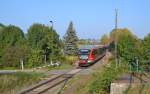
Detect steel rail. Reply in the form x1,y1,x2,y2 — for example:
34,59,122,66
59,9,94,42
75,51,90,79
18,69,82,94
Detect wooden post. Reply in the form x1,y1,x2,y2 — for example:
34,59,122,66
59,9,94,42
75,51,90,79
20,59,24,70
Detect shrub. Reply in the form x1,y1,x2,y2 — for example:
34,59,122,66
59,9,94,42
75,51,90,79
88,60,127,94
61,55,78,65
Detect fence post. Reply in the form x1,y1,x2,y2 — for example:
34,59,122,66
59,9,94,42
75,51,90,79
20,59,24,70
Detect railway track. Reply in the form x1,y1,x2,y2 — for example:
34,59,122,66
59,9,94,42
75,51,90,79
18,69,82,94
18,53,107,94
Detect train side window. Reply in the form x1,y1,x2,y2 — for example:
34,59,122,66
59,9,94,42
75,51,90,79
99,48,103,54
92,50,97,57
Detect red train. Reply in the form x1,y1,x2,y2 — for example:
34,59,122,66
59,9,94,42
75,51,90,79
78,45,106,66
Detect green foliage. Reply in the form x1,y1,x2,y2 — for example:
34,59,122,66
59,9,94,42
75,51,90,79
64,55,78,65
1,46,30,68
118,33,140,60
27,23,52,49
100,34,110,45
64,21,78,55
0,25,25,47
88,60,127,94
143,33,150,61
0,25,28,68
27,23,62,63
0,23,5,31
140,33,150,70
26,49,43,68
51,30,63,60
110,28,142,61
0,25,25,60
110,28,132,41
0,23,64,69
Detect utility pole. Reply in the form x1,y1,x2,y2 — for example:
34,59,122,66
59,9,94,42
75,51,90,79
115,9,118,68
50,20,54,64
115,9,118,29
50,21,53,30
43,24,47,64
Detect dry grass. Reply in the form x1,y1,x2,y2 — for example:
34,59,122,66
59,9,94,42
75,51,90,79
0,72,44,94
125,83,150,94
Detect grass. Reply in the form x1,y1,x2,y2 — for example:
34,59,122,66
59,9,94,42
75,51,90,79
62,56,128,94
0,72,45,94
62,55,78,65
48,63,73,70
0,67,17,70
62,75,92,94
48,55,77,70
123,72,150,94
124,83,150,94
87,60,128,94
62,57,109,94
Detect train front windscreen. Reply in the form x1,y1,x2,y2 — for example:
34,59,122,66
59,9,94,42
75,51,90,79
78,49,90,60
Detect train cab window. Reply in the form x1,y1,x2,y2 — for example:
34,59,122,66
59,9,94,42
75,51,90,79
78,49,90,55
78,49,90,59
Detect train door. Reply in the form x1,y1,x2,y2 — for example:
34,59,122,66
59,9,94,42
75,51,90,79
92,49,99,61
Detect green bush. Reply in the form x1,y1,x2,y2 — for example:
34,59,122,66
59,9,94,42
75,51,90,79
61,55,78,65
88,60,127,94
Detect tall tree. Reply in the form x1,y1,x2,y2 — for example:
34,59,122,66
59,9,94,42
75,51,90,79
0,23,5,31
1,45,30,68
143,33,150,61
110,28,141,61
0,25,25,47
0,25,25,63
110,28,132,42
27,23,62,63
27,23,49,49
27,23,52,63
64,21,78,55
100,34,109,45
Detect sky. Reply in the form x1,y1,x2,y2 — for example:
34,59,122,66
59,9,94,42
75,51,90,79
0,0,150,39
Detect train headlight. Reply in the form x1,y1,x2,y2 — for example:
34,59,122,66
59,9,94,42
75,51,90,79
87,60,93,63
